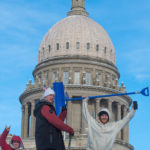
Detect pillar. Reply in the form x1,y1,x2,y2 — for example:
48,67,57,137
67,101,72,126
21,105,25,139
108,100,112,115
24,104,29,138
124,106,129,142
96,99,100,120
81,100,87,134
30,101,35,137
117,103,121,139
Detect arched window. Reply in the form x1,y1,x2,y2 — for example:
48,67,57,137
56,43,59,50
66,42,69,49
100,99,108,108
87,43,90,50
76,42,80,49
112,102,118,121
96,44,99,51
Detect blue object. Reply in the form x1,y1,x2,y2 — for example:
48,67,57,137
53,82,149,114
66,87,149,101
53,82,66,115
140,87,149,96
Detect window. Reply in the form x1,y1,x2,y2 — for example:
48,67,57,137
112,75,116,81
86,72,91,85
64,72,69,85
74,72,80,84
38,74,42,83
96,44,99,51
100,99,108,108
76,42,80,49
87,43,90,50
105,74,109,82
45,71,49,80
56,43,59,50
53,72,58,81
96,72,101,82
66,42,69,49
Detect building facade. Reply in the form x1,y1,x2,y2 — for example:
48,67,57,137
19,0,134,150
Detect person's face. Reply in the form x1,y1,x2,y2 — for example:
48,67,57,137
45,94,55,103
99,114,109,124
12,141,20,149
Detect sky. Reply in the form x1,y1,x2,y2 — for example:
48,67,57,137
0,0,150,149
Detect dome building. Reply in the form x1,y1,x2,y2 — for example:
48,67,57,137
19,0,134,150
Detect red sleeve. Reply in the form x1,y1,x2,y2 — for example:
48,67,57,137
0,128,10,149
41,105,72,133
58,109,67,121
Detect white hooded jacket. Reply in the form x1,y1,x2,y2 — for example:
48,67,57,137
82,98,135,150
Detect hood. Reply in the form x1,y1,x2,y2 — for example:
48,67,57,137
98,108,112,122
10,135,24,150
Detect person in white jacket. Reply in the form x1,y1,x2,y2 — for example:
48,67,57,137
82,98,138,150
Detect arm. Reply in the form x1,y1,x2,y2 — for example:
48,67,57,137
0,127,10,149
58,106,67,121
116,101,138,130
116,108,135,131
41,105,74,135
82,98,95,124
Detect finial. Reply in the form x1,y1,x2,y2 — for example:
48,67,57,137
67,0,89,16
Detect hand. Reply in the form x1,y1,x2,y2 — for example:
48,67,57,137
83,96,88,100
133,101,138,110
61,104,67,112
69,127,74,136
5,126,10,131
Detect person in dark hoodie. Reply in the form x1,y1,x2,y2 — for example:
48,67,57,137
0,126,24,150
34,87,74,150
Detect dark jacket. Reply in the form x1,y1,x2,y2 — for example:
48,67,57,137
34,99,65,150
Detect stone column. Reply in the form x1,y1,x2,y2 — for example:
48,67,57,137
67,101,72,126
117,103,121,139
81,100,86,134
95,99,100,120
108,100,112,115
124,106,129,142
24,104,29,138
30,101,35,137
21,105,25,139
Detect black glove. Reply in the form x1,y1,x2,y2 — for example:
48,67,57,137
133,101,138,110
61,104,67,112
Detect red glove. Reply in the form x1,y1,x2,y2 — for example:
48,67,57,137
68,127,74,136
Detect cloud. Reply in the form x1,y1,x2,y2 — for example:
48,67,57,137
135,74,150,80
118,48,150,82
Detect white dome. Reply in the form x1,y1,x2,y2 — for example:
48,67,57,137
38,15,116,65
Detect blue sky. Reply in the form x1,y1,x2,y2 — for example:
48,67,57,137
0,0,150,149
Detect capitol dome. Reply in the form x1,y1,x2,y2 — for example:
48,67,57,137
38,5,116,65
